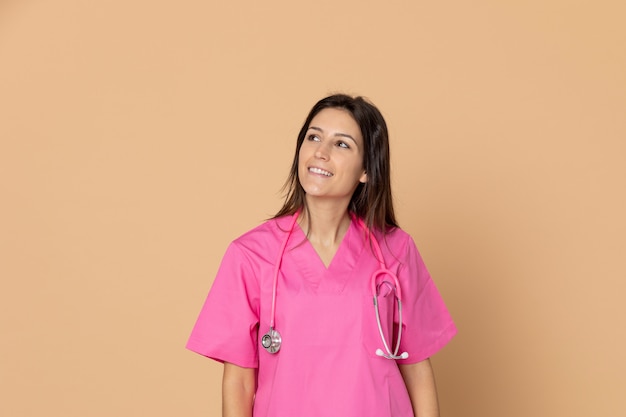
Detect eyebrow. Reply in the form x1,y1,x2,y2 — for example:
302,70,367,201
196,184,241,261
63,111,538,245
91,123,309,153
308,126,358,145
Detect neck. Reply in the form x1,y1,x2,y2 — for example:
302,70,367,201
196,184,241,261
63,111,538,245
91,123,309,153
299,198,351,246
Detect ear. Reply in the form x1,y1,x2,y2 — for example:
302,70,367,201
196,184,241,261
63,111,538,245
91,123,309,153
359,171,368,184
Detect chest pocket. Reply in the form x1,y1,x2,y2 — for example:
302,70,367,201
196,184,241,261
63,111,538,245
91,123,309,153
360,286,398,359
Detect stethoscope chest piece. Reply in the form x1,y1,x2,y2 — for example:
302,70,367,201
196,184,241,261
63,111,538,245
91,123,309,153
261,328,282,354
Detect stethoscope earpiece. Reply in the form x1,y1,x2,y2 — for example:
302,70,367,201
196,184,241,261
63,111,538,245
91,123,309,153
376,348,409,360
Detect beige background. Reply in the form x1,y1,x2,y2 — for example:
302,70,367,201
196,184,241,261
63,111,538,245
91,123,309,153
1,0,625,416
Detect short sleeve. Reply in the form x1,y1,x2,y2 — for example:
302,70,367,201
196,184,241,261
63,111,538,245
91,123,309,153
186,241,260,368
395,236,457,364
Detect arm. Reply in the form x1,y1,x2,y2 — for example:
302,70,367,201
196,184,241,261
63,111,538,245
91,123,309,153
222,362,255,417
398,358,440,417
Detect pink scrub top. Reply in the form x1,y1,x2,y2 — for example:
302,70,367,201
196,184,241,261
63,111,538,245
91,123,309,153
187,214,457,417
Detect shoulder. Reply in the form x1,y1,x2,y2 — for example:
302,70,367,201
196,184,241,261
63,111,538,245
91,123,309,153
377,226,415,253
234,215,292,244
382,226,412,242
374,226,427,271
229,215,295,262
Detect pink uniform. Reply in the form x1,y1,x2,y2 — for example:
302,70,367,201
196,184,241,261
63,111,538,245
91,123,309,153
187,214,456,417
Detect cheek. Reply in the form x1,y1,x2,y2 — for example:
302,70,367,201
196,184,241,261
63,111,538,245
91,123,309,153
297,151,306,170
297,150,309,176
298,143,315,165
351,154,366,175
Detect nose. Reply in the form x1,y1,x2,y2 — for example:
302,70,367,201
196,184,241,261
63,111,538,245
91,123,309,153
314,141,331,160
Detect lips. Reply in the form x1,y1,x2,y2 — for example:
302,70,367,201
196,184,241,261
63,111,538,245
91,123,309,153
309,167,333,177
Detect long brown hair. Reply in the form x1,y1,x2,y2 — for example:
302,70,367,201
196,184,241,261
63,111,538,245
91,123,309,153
274,94,398,234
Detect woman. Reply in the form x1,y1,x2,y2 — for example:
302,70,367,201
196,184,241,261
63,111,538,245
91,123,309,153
187,94,456,417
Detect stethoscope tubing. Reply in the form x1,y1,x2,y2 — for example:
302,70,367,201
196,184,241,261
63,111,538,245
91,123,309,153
361,217,406,360
264,212,408,360
268,211,300,330
373,284,404,359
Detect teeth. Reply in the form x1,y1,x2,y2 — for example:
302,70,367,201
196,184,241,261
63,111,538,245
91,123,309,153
309,167,333,177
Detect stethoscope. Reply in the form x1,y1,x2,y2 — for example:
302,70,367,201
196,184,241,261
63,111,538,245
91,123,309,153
261,211,409,360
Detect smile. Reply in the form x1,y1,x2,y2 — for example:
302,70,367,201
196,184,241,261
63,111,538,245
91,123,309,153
309,167,333,177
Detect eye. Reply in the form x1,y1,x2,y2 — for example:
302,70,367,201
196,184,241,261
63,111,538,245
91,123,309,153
307,134,321,142
336,141,350,149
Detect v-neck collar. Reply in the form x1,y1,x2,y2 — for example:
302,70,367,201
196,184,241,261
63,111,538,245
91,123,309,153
287,215,365,292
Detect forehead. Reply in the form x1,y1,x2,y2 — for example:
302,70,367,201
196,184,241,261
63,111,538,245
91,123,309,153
308,108,362,140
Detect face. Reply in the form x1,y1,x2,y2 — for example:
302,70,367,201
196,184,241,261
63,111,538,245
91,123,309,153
298,107,367,203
